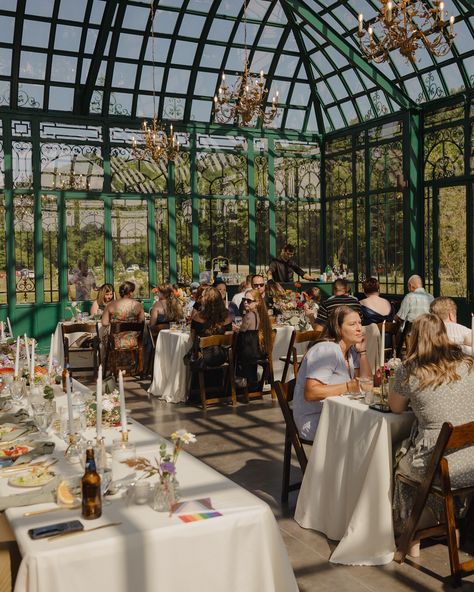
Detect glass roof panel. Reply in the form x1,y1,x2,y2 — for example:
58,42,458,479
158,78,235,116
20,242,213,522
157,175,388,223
0,0,472,132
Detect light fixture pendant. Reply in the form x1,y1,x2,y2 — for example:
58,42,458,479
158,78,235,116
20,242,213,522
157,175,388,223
358,0,455,64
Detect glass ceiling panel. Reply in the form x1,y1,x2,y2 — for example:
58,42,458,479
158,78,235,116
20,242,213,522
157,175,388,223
0,0,471,134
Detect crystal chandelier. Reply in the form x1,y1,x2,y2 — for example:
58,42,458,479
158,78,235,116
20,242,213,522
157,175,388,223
131,2,180,163
358,0,455,64
213,0,279,127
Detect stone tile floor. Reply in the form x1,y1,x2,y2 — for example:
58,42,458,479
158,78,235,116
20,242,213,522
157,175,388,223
116,376,474,591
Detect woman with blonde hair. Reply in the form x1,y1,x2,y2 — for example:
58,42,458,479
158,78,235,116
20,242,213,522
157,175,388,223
389,314,474,547
150,284,183,326
235,288,273,387
91,283,115,316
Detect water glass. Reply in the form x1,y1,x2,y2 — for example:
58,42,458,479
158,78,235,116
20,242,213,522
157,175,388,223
111,440,136,484
10,379,24,404
359,377,374,404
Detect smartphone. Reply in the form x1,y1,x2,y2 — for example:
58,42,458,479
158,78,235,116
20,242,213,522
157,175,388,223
369,403,391,413
28,520,84,540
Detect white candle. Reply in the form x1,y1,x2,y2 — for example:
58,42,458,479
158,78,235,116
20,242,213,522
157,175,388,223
24,334,30,367
66,370,74,434
48,333,54,376
6,317,12,337
119,370,127,434
0,321,4,342
96,365,103,439
358,13,363,33
30,339,35,381
14,336,20,378
380,320,386,369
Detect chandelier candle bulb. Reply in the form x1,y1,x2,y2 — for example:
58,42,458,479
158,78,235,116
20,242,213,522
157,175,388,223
260,70,264,82
450,15,454,33
386,1,392,21
358,13,363,32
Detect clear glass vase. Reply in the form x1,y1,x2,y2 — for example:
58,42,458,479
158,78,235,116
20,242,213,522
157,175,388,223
152,476,180,512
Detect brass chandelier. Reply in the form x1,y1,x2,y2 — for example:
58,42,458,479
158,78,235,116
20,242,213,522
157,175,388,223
213,0,279,127
131,2,180,163
357,0,455,64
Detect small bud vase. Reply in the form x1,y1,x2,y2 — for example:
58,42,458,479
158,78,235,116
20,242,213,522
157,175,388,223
152,476,180,512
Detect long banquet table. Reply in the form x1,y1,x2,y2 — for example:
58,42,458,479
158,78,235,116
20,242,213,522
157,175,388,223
294,395,414,566
4,385,298,592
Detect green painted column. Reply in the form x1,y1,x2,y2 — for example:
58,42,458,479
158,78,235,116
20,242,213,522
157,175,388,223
403,109,423,280
31,120,43,307
168,161,177,284
147,196,157,291
268,137,276,259
190,133,199,281
4,118,16,320
248,139,256,274
103,196,113,285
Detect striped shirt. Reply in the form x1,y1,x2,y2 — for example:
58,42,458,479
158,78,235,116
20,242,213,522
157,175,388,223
315,294,362,327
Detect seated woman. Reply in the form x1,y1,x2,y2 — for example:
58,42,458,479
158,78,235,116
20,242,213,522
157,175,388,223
359,277,395,327
302,286,321,325
293,305,371,441
191,287,232,340
101,281,145,348
235,288,273,388
90,283,115,316
389,314,474,542
150,284,183,326
265,279,286,316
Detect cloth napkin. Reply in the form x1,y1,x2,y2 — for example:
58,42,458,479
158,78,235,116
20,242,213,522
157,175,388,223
0,475,59,511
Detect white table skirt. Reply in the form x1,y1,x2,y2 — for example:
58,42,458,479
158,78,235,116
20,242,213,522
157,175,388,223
6,388,298,592
295,396,414,566
148,329,192,402
53,321,103,369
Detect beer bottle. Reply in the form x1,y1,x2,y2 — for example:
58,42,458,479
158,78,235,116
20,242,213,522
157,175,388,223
82,442,102,520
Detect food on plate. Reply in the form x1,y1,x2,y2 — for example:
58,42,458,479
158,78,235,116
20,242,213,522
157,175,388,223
0,443,32,458
9,467,56,487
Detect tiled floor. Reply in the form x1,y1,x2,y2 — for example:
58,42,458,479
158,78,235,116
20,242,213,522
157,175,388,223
121,377,474,592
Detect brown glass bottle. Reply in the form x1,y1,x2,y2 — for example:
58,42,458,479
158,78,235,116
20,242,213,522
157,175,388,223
82,443,102,520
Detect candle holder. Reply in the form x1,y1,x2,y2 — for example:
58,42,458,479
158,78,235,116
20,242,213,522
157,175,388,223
121,429,129,443
65,433,82,464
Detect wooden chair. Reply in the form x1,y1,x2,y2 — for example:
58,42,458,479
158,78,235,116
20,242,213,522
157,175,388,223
395,421,474,587
145,323,170,378
196,333,236,409
280,329,320,384
238,328,277,402
377,321,399,362
61,322,101,379
274,379,313,502
104,321,145,378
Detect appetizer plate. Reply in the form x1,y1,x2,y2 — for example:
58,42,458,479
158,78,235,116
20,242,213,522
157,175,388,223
0,423,30,443
0,442,34,460
9,468,56,488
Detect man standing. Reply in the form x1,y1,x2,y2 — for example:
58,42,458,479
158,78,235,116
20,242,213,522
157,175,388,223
267,244,316,283
314,278,361,329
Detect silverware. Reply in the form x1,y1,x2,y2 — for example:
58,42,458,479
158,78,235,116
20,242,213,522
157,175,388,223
24,502,80,517
47,522,122,542
0,458,58,476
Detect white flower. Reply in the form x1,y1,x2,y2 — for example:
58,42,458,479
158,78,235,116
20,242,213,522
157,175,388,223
102,399,115,412
172,429,197,444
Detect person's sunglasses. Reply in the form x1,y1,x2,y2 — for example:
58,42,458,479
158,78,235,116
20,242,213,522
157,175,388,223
252,283,265,288
242,297,256,303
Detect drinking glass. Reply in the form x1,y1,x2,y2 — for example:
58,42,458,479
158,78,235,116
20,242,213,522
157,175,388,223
31,401,53,436
10,379,24,404
111,440,137,485
359,377,374,404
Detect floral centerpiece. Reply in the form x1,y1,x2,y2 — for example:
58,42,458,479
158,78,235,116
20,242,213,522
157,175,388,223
125,429,197,512
273,289,312,331
66,301,82,320
86,389,121,427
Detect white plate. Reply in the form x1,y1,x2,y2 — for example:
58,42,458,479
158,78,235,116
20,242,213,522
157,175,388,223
9,469,56,488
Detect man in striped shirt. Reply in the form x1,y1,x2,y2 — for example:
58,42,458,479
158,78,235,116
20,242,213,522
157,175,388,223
314,278,362,329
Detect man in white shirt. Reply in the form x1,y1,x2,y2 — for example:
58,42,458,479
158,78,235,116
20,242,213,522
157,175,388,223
430,297,472,353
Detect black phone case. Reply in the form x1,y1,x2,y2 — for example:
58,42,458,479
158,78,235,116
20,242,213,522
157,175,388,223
369,403,391,413
28,520,84,540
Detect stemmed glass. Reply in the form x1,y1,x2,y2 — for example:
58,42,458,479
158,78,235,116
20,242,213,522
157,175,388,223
31,400,54,437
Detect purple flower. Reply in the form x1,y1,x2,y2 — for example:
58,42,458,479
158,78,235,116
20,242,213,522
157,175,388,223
160,461,176,475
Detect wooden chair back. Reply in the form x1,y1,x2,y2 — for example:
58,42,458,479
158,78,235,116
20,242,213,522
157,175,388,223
238,328,277,402
376,321,399,362
105,321,145,378
61,322,101,378
145,323,170,377
274,380,312,502
395,420,474,586
195,332,236,409
281,329,320,384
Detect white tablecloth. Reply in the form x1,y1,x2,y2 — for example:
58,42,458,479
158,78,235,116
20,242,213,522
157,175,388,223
148,329,192,402
6,387,298,592
295,396,414,565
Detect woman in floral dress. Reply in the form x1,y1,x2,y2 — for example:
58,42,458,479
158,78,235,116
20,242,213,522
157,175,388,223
101,281,145,348
389,313,474,544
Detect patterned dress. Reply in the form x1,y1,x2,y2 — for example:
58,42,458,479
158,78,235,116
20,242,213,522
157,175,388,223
392,361,474,526
110,302,143,348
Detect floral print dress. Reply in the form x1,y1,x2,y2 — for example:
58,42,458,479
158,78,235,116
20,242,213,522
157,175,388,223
110,302,142,348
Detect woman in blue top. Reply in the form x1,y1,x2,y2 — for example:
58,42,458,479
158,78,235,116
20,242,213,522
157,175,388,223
293,305,371,441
